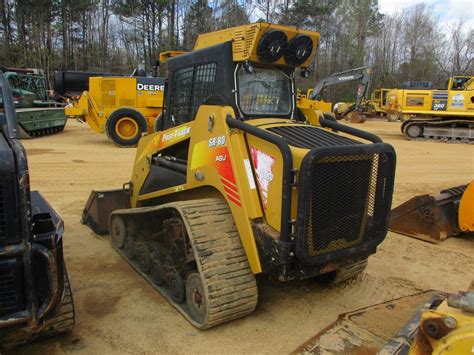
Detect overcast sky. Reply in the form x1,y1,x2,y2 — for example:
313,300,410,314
378,0,474,28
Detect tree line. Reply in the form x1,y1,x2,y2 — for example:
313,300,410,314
0,0,472,101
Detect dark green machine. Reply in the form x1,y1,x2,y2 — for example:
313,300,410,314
1,68,67,137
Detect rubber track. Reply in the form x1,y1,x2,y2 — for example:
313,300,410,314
329,258,368,285
1,267,75,350
112,198,258,329
402,119,473,144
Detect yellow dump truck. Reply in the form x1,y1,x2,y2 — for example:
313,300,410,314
385,76,474,142
65,76,165,147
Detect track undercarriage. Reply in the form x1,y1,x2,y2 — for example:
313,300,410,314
109,198,259,328
401,118,473,143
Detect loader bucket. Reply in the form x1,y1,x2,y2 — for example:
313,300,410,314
347,111,367,123
81,188,131,235
292,291,444,354
389,185,467,243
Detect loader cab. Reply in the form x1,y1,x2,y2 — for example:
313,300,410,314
162,24,317,130
162,42,297,131
449,76,472,91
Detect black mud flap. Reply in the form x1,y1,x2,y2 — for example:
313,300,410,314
81,187,131,235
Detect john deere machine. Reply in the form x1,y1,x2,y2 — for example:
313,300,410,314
65,67,165,147
1,68,68,137
82,22,396,328
385,76,474,142
0,74,75,349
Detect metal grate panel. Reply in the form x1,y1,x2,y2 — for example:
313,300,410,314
169,63,217,125
296,145,395,265
268,125,359,148
0,259,25,316
0,180,5,241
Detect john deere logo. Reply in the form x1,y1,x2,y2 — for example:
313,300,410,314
137,83,164,91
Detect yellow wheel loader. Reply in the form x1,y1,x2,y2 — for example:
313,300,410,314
65,74,165,147
82,22,397,328
293,288,474,354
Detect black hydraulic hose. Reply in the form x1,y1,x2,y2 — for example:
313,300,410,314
154,156,187,175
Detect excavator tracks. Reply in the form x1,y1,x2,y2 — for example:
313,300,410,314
110,198,258,329
19,124,66,138
401,119,473,143
1,267,75,350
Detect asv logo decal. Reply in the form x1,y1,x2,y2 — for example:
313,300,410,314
162,126,190,142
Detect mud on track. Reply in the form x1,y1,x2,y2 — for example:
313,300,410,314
12,119,474,354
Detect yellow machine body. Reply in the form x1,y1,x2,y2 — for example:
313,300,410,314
65,76,165,146
296,89,331,125
194,22,319,68
409,297,474,355
385,76,474,118
459,180,474,232
367,88,391,116
82,22,396,329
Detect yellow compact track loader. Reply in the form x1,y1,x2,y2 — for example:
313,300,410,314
82,22,397,328
385,76,474,142
65,75,165,147
389,181,474,243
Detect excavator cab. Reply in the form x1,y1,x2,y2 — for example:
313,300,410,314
82,22,396,329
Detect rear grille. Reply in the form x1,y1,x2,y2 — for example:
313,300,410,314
295,145,395,265
0,180,5,241
0,259,25,316
268,125,359,148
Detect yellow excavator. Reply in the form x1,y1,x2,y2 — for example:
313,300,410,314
81,22,397,328
299,66,372,124
385,76,474,142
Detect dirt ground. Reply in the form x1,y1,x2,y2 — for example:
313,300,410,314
13,119,474,354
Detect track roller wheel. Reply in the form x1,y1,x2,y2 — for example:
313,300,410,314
110,216,127,249
168,270,185,304
405,123,423,139
387,112,400,122
186,273,207,323
137,244,152,274
151,258,166,286
124,236,136,260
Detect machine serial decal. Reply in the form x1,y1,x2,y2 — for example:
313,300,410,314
208,135,226,147
250,147,275,209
